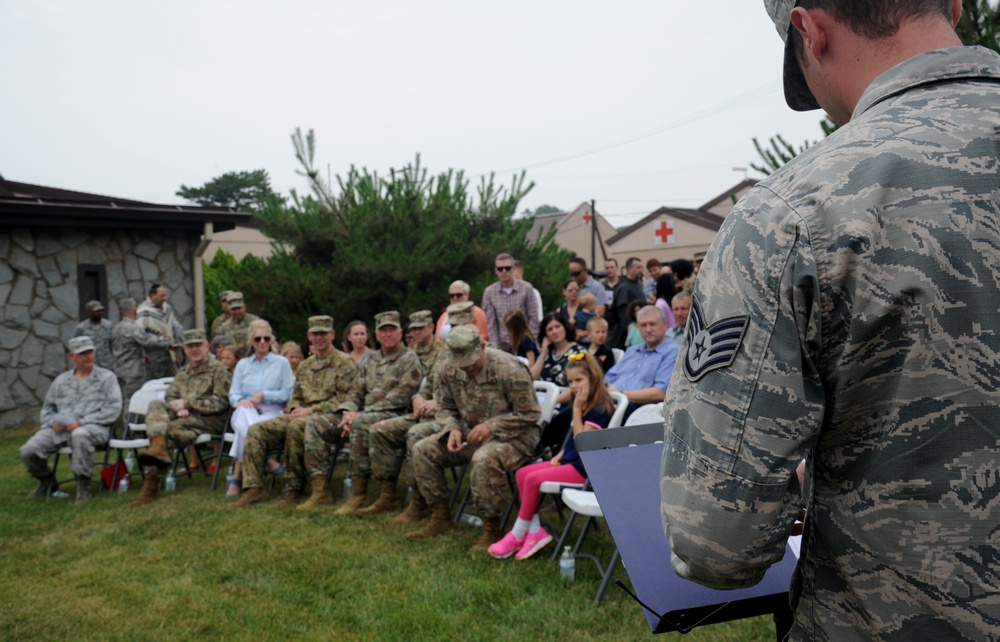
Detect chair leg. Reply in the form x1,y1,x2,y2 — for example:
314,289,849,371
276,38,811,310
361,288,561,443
594,549,621,604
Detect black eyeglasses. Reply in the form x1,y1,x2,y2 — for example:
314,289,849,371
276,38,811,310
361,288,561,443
253,336,272,343
495,265,513,272
569,270,582,277
449,292,465,299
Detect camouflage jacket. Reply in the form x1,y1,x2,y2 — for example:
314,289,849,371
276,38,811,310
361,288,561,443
210,312,230,339
412,338,447,402
289,350,358,416
165,358,232,417
337,344,423,414
434,348,540,456
74,318,115,371
112,317,173,381
40,365,122,439
217,313,261,357
660,46,1000,641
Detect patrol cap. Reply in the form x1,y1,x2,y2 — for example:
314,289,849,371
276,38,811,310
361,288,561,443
446,301,475,326
67,336,96,354
445,324,483,368
226,292,246,309
218,290,234,303
84,300,104,313
118,297,137,309
183,329,208,345
375,310,401,330
308,315,334,333
408,310,433,329
763,0,820,111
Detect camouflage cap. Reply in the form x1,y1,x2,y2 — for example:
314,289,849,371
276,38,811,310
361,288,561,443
408,310,434,329
67,336,96,354
226,292,245,309
763,0,820,111
84,300,104,313
375,310,401,329
118,297,137,309
446,301,475,325
218,289,234,302
183,329,208,345
308,315,334,333
445,324,483,368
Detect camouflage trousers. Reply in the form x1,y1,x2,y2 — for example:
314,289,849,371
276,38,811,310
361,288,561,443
20,425,110,479
302,412,347,480
411,426,533,518
347,411,399,479
369,414,438,482
244,412,338,491
144,400,226,475
144,349,176,381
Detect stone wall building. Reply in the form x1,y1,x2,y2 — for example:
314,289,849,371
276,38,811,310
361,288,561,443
0,177,250,430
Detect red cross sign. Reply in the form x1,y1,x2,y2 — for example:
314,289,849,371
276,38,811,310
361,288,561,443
654,219,675,246
583,210,592,224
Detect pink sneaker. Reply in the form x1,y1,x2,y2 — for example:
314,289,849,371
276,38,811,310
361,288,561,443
488,531,525,559
514,528,553,560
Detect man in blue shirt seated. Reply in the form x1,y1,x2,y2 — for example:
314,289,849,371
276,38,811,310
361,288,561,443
605,305,679,420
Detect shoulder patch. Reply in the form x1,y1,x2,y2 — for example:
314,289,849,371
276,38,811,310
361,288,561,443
683,298,749,382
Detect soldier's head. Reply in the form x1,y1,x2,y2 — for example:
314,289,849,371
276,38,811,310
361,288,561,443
67,336,96,375
671,292,692,328
375,311,403,353
447,301,475,327
227,293,246,322
85,300,104,322
447,325,486,376
182,329,210,364
119,297,137,319
149,283,167,307
494,253,515,287
636,305,667,349
219,290,234,315
408,311,435,346
307,316,335,357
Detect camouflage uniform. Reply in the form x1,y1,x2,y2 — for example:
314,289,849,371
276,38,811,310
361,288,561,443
217,314,261,358
411,346,540,518
112,316,173,404
210,313,230,340
243,350,357,490
660,44,1000,641
136,297,183,380
142,357,231,476
338,343,424,478
74,318,115,371
20,364,123,480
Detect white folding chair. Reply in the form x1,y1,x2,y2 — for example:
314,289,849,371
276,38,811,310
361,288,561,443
556,485,621,604
611,348,624,364
140,377,174,391
624,402,664,427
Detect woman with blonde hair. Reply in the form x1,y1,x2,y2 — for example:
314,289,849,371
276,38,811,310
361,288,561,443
489,352,614,560
226,319,294,497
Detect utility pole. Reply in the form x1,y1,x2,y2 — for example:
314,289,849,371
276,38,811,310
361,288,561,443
590,199,597,270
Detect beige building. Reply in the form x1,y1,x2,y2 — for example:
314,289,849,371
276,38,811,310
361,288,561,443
605,180,757,266
204,221,277,261
524,202,617,269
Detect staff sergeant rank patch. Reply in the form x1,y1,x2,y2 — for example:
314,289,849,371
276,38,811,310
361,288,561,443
683,298,749,382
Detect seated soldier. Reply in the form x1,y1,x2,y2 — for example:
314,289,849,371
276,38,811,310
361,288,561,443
333,311,424,515
230,315,357,509
20,336,122,504
406,325,541,552
130,330,232,506
604,304,680,420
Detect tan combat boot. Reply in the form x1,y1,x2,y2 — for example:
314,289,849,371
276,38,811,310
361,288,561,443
276,488,303,507
468,516,503,553
355,480,401,517
388,487,429,525
297,477,334,511
137,434,172,468
229,486,269,508
333,475,369,516
405,502,456,541
128,472,161,507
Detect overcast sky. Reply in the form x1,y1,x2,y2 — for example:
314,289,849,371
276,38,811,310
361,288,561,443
1,1,826,227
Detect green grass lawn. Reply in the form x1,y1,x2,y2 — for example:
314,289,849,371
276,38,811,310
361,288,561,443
1,425,776,641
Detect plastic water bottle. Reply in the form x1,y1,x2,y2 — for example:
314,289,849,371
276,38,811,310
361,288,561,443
165,473,177,493
124,452,135,473
118,475,130,494
459,514,483,527
342,473,353,498
560,546,575,584
51,490,70,499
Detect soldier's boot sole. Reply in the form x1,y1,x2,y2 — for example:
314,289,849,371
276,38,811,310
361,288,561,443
405,503,455,541
129,474,161,508
229,486,269,509
388,492,429,525
137,435,172,468
355,480,401,517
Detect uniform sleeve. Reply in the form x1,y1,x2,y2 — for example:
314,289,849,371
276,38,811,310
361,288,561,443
433,371,469,436
485,366,542,441
364,352,424,413
337,361,368,413
79,370,123,426
317,362,358,416
660,190,825,590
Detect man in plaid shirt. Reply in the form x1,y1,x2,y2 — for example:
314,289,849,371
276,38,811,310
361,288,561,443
481,253,540,352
